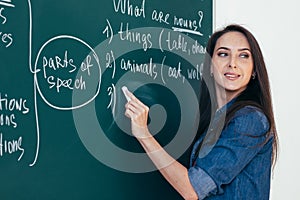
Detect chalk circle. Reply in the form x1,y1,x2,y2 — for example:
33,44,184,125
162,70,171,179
73,27,202,173
34,35,101,110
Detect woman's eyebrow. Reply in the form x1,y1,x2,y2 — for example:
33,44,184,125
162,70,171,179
216,47,251,52
216,47,230,51
238,48,251,52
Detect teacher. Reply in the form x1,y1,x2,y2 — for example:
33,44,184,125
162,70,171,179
124,24,278,200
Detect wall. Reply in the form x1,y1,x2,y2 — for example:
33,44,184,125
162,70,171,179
215,0,300,199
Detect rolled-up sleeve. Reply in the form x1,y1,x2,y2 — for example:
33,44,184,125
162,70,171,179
188,106,270,199
188,166,217,199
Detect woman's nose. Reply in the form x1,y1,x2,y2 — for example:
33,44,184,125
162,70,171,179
229,56,237,68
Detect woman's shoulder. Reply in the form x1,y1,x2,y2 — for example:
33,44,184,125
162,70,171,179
229,105,270,136
234,105,266,117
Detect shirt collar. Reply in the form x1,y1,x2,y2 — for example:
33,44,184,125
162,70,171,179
216,97,236,116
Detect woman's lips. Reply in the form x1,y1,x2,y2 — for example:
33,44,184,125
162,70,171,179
224,72,240,80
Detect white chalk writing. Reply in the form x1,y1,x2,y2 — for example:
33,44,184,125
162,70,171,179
118,22,152,51
0,133,24,161
113,0,146,18
0,6,13,47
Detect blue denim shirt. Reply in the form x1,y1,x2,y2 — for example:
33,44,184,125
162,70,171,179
188,101,273,200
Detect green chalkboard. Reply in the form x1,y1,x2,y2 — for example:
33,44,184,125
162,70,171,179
0,0,212,199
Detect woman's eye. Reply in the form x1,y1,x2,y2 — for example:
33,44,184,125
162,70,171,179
217,52,228,57
240,53,250,58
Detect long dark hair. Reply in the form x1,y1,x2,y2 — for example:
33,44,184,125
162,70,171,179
197,24,278,167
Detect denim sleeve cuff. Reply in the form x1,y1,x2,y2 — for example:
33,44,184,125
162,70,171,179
188,167,217,200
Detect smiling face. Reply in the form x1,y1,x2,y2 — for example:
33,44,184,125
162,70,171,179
211,31,254,102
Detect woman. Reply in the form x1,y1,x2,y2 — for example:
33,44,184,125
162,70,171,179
123,24,278,199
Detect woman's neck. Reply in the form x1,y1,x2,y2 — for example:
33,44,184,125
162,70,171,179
215,87,240,109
